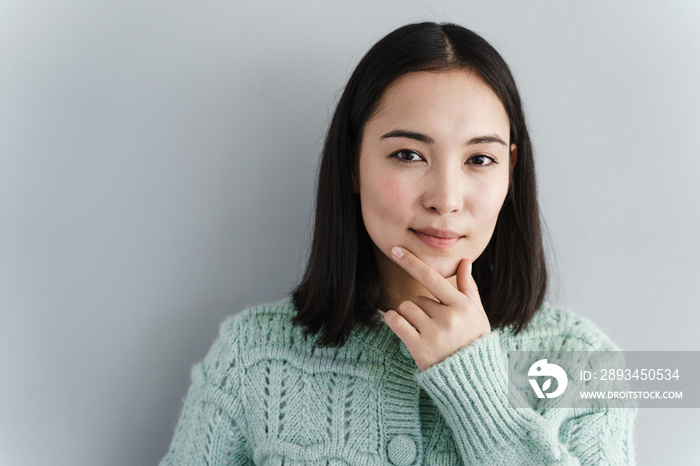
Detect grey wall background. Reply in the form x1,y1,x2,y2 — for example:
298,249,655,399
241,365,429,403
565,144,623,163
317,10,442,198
1,1,698,464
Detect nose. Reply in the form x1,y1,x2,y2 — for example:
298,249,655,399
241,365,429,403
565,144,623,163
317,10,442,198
420,163,465,215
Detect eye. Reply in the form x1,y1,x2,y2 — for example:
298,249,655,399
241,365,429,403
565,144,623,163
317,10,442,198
390,149,424,163
467,154,497,167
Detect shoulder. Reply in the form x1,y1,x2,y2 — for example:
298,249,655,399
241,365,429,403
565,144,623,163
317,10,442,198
194,296,302,386
216,296,321,362
217,296,299,347
204,296,360,372
500,303,623,353
209,296,386,373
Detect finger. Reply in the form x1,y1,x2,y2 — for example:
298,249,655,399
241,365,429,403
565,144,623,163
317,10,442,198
456,259,480,300
413,295,441,318
395,300,431,331
457,259,483,306
468,272,483,305
384,309,421,346
391,246,461,306
456,259,470,296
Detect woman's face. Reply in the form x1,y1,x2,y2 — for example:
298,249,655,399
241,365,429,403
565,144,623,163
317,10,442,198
354,70,515,283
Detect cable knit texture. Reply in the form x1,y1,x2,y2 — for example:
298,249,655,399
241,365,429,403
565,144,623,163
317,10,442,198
161,296,637,465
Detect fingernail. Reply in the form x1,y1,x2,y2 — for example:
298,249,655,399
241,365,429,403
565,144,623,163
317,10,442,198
468,261,472,276
392,246,404,258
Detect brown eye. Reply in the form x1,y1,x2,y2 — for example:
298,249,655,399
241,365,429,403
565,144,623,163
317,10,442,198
468,154,496,166
390,149,424,163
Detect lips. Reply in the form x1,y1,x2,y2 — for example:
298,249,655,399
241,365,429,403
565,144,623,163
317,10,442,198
410,227,464,249
411,227,463,239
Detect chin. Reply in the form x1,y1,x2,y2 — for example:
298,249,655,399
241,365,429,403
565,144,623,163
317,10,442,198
421,256,461,278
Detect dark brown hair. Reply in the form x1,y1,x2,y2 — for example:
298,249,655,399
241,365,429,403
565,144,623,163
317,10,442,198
291,22,547,347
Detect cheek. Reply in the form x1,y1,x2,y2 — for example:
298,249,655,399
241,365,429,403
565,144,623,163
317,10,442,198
477,190,506,217
470,178,509,224
361,173,412,233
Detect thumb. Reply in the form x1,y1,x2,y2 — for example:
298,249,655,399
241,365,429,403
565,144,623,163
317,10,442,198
456,259,480,300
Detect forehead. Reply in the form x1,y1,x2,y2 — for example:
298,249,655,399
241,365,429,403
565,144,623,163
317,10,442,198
366,70,510,137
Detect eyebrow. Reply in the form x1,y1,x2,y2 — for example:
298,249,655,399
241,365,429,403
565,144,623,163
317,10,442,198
467,135,508,146
380,130,507,146
380,130,434,144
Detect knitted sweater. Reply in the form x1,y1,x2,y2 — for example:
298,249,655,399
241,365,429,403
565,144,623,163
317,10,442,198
161,296,636,465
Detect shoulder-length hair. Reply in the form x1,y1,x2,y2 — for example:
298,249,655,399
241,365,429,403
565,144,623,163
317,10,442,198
291,21,547,347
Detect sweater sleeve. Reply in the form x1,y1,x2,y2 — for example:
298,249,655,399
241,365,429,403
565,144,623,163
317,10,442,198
414,331,637,465
160,316,253,465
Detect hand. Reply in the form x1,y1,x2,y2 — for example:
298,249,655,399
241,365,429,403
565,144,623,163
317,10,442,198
383,246,491,372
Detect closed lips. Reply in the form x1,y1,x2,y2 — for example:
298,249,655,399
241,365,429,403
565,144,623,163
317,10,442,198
410,228,463,238
410,228,463,249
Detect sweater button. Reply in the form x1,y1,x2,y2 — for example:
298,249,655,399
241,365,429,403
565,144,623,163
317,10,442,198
386,434,417,466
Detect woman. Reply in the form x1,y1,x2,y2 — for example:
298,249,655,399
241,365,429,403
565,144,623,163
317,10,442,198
161,22,636,465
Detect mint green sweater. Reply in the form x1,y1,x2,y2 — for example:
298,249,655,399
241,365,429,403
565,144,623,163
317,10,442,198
161,297,636,465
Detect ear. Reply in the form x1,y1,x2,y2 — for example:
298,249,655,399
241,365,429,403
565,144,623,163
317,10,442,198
509,143,518,171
